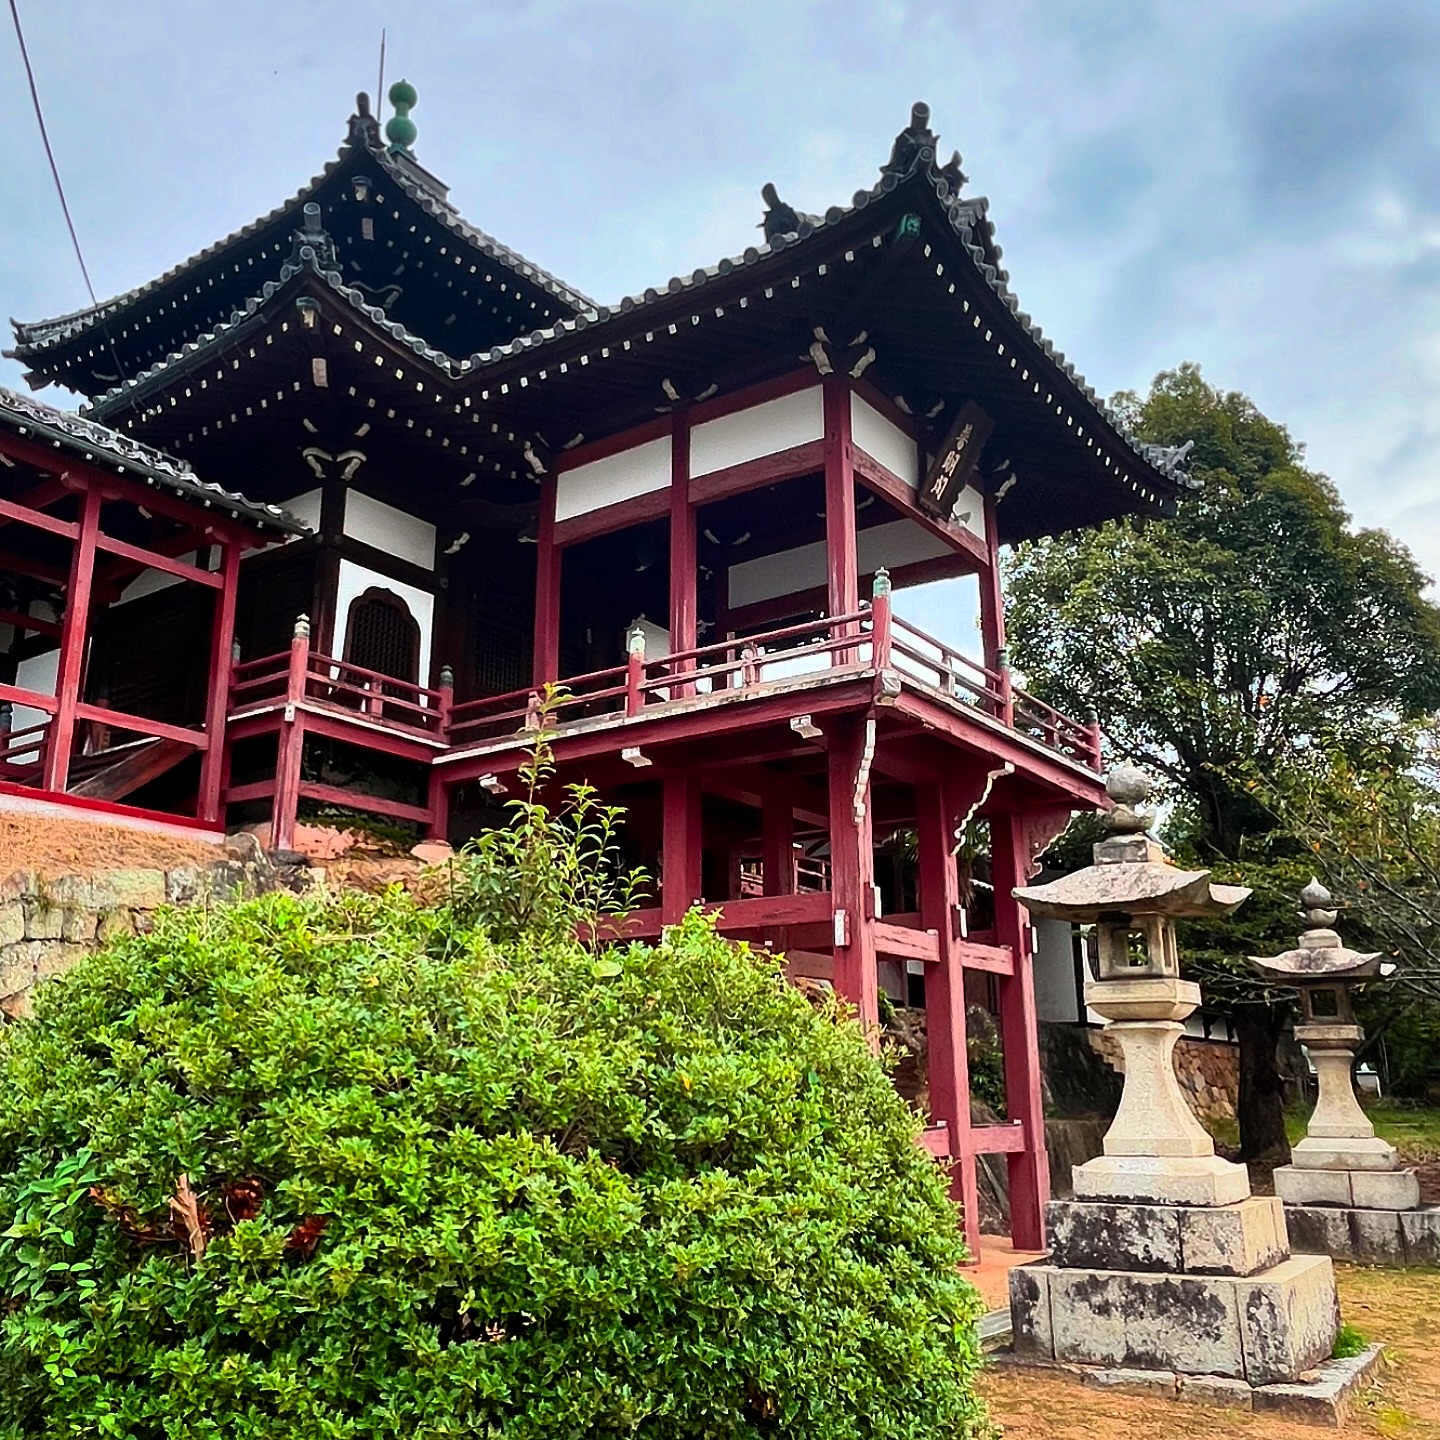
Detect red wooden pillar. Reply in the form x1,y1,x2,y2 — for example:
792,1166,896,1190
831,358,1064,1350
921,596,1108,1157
426,665,454,840
661,772,703,924
918,779,982,1259
668,413,696,679
43,483,102,794
990,808,1049,1250
825,713,878,1031
271,615,310,853
761,791,795,896
980,488,1013,726
197,537,242,823
532,474,561,686
822,378,859,661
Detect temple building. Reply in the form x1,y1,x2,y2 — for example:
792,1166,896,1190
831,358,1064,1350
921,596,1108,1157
2,89,1190,1254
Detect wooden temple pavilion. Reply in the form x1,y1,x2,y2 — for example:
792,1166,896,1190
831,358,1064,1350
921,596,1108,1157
4,91,1191,1253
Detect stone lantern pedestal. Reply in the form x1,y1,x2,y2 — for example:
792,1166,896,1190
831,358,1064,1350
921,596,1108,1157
1252,882,1440,1266
1006,770,1346,1400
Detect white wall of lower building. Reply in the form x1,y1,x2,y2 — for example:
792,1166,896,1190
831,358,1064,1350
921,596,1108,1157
850,394,918,484
689,387,824,478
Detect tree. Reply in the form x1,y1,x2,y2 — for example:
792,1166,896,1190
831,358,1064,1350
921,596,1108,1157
0,888,987,1435
1006,363,1440,1161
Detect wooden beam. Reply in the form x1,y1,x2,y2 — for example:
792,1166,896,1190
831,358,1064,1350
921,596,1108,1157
956,940,1015,975
74,704,206,748
552,486,669,547
0,496,77,541
687,439,825,508
874,920,939,963
94,534,222,589
297,780,432,825
42,486,100,792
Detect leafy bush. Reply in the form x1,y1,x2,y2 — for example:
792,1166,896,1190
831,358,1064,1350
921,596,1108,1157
0,888,987,1437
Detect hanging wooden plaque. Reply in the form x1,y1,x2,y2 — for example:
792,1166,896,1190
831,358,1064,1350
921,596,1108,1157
918,401,994,520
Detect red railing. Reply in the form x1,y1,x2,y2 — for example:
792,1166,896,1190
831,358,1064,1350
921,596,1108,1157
231,644,448,738
0,714,49,781
234,585,1101,771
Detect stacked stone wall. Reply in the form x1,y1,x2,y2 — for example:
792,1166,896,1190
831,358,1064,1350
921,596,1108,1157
0,838,280,1019
1090,1028,1240,1127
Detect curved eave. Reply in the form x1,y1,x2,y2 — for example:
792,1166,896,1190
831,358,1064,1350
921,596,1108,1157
0,386,305,536
10,132,589,377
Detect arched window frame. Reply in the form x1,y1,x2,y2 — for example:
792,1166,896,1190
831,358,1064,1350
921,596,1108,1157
343,586,421,685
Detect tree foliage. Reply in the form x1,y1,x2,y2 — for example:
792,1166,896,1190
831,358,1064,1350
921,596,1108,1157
1008,363,1440,862
0,874,986,1435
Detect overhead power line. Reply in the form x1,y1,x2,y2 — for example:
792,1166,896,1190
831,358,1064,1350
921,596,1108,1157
8,0,99,308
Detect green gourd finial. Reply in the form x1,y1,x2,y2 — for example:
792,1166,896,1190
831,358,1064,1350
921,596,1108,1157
386,79,418,154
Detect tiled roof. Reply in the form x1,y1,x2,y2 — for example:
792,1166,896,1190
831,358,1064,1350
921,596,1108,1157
0,386,307,534
9,119,590,361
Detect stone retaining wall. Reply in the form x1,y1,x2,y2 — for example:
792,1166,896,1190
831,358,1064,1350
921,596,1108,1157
0,838,279,1019
1090,1029,1240,1127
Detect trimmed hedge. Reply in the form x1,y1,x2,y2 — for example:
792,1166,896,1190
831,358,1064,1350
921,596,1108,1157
0,891,986,1438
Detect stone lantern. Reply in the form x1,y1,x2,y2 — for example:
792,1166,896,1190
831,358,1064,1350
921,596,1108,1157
1250,881,1439,1264
1006,767,1344,1397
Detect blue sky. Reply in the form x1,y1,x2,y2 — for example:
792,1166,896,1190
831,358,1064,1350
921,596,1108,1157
2,0,1438,649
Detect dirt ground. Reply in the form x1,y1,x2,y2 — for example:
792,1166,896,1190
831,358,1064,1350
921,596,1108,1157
0,810,221,878
980,1265,1440,1439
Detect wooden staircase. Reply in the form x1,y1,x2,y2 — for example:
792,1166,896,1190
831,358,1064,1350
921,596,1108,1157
68,737,192,802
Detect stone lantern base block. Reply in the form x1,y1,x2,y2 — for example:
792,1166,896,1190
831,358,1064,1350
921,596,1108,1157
1047,1194,1288,1276
1071,1153,1252,1207
1286,1203,1440,1266
1290,1134,1399,1171
1276,1164,1421,1210
1010,1253,1339,1386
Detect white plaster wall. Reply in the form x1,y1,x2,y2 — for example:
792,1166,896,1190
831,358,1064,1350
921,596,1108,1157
689,387,824,478
953,482,986,541
727,519,952,609
555,436,671,523
114,552,199,606
278,488,323,535
12,648,59,736
850,394,919,484
335,558,435,683
345,490,437,571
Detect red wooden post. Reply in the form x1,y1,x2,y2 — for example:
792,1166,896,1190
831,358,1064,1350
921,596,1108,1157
661,771,703,924
918,778,982,1260
990,808,1050,1250
761,791,795,897
825,713,879,1033
426,665,454,841
870,568,893,670
668,412,696,696
271,615,310,853
43,483,101,794
532,473,561,686
198,537,242,823
625,626,646,716
1086,711,1104,771
823,378,859,666
979,487,1013,727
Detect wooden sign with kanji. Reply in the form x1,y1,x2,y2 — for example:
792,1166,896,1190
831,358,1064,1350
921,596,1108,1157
918,401,994,519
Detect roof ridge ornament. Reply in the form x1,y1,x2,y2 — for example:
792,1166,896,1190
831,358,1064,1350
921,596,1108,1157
386,79,418,155
347,91,381,149
881,101,940,180
289,201,339,270
759,182,801,242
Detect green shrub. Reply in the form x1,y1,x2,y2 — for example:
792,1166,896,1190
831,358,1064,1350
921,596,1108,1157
0,889,987,1437
1332,1321,1368,1359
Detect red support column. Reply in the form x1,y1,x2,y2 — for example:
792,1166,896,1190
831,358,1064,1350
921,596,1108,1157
823,378,859,663
198,537,242,823
761,790,795,897
271,615,310,853
43,484,101,794
668,413,696,682
980,487,1013,726
426,665,454,841
918,779,982,1260
532,474,561,686
661,772,703,924
825,713,879,1032
990,808,1050,1250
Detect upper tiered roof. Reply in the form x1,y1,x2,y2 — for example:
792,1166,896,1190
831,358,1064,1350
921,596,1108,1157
7,89,590,397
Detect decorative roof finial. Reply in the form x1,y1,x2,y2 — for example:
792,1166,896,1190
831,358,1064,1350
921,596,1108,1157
939,148,968,194
1104,763,1153,836
759,182,801,242
347,91,381,148
386,79,418,154
881,100,939,179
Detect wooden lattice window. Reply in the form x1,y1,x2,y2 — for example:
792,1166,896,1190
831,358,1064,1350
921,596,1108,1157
344,587,420,684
